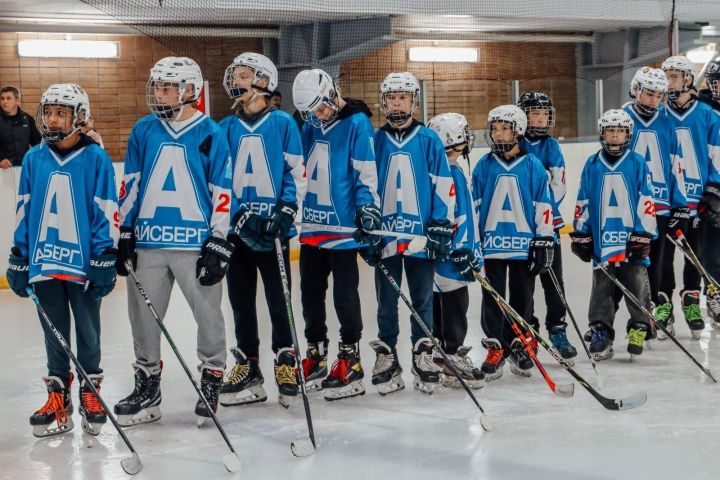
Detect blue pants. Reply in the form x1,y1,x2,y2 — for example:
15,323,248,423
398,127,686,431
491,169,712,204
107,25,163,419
375,255,434,348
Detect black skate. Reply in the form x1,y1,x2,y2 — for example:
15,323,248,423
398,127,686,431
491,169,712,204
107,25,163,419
481,338,505,381
440,346,485,389
275,347,298,408
681,290,705,339
549,325,578,362
220,348,267,406
626,322,648,358
589,323,614,361
79,374,106,435
411,338,443,394
369,339,404,395
196,367,223,426
322,343,365,401
508,338,533,377
114,363,162,427
30,374,74,437
301,340,328,392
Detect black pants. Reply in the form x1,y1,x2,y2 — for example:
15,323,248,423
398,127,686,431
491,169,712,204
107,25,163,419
648,216,670,304
300,245,363,345
589,262,652,335
534,233,567,331
661,218,702,297
433,286,469,355
226,239,292,358
481,259,536,352
34,280,102,379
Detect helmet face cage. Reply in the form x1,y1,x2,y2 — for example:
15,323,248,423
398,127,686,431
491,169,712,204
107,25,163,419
223,63,271,100
146,79,186,120
485,120,520,154
598,110,634,156
663,68,694,101
380,90,419,126
599,125,633,155
707,61,720,99
633,86,664,116
522,105,555,138
710,78,720,99
37,102,85,143
300,89,340,128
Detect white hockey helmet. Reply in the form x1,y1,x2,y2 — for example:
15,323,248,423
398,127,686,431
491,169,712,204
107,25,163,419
223,52,278,99
485,104,527,154
380,71,420,126
629,66,668,115
146,56,203,120
661,55,696,100
597,109,634,155
427,112,474,155
292,69,340,128
37,83,90,143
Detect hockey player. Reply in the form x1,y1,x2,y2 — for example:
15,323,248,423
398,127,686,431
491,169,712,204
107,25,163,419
292,69,380,400
427,112,484,390
472,105,555,380
698,59,720,111
114,57,234,426
517,91,577,360
623,66,689,339
571,109,657,360
660,56,720,337
217,53,306,409
367,72,455,395
7,83,118,437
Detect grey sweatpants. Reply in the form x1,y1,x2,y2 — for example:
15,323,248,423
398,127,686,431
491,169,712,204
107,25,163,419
126,249,226,375
588,262,652,334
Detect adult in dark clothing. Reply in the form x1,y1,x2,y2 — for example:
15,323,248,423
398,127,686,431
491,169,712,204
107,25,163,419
0,86,41,168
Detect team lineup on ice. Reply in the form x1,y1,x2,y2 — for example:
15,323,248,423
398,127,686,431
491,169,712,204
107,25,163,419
3,51,720,478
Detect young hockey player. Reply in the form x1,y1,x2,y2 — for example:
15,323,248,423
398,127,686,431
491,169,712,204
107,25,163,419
517,91,577,360
427,112,484,390
217,53,306,408
471,105,555,380
571,109,657,360
114,57,234,426
698,59,720,111
7,83,118,437
623,66,689,339
660,56,720,337
292,68,380,401
367,72,455,395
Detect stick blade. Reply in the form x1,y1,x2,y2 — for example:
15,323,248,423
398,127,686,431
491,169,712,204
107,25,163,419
407,236,427,254
479,415,493,432
291,438,316,457
223,452,242,473
614,391,647,411
553,382,575,398
120,453,143,475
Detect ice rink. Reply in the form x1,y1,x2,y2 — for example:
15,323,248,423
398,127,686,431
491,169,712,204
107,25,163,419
1,238,718,480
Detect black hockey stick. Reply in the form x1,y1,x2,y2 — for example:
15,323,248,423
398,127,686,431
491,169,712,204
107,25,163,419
471,272,647,411
274,237,316,457
125,265,242,472
377,261,492,432
27,288,143,475
592,259,717,383
547,269,603,386
666,230,720,290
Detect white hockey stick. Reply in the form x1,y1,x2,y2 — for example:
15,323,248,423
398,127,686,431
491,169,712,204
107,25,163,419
296,222,428,253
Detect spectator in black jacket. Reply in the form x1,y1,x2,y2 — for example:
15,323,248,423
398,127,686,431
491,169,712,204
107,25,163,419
0,85,41,169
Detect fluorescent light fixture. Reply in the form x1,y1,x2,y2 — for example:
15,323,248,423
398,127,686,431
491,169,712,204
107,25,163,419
18,39,119,58
686,46,716,64
409,47,478,63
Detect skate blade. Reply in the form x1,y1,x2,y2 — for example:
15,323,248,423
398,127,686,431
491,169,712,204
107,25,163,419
116,406,161,427
219,386,267,407
278,393,297,409
290,437,316,457
483,369,503,382
32,417,74,438
441,375,484,390
323,381,365,401
81,418,104,436
304,379,324,393
509,365,532,378
712,321,720,331
413,377,441,394
375,376,405,396
121,452,143,475
591,347,614,362
690,329,703,340
223,452,242,473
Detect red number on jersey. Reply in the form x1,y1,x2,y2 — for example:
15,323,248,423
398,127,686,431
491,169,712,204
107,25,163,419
543,209,551,224
644,200,655,217
449,183,456,197
118,180,127,200
574,205,582,219
216,193,230,213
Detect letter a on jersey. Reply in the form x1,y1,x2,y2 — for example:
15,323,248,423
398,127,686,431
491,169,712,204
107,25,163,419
634,131,666,185
600,173,633,228
34,172,83,269
233,135,276,199
485,175,531,233
305,141,332,206
382,153,420,216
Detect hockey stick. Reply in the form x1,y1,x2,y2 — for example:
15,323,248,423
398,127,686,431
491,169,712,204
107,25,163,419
377,261,492,432
592,258,717,383
296,222,427,253
547,269,603,387
27,288,143,475
274,237,316,457
471,272,647,410
125,265,242,472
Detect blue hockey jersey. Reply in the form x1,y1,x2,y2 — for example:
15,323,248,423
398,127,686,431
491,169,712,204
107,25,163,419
219,108,306,237
623,103,687,216
435,159,482,291
574,150,657,264
119,112,233,250
14,140,119,283
374,122,455,258
666,99,720,214
471,152,554,260
298,109,379,250
520,136,566,229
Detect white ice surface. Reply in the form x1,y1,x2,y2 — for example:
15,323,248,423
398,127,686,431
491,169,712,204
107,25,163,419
1,238,718,480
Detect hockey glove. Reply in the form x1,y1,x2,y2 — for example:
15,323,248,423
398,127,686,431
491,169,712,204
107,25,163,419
264,201,298,240
626,232,652,262
707,285,720,321
668,207,692,235
196,236,235,286
450,249,483,281
569,231,593,263
116,227,137,276
528,236,555,275
7,247,29,298
85,248,118,300
425,220,454,261
354,203,382,232
698,182,720,229
231,206,273,252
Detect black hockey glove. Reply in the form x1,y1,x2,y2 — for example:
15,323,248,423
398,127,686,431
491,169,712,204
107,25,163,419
667,207,692,236
231,206,273,252
196,236,234,286
425,220,453,261
450,249,483,281
626,232,652,262
354,203,382,232
264,201,298,240
569,231,593,263
699,182,720,228
85,248,118,300
528,236,555,275
116,227,137,276
7,247,29,298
